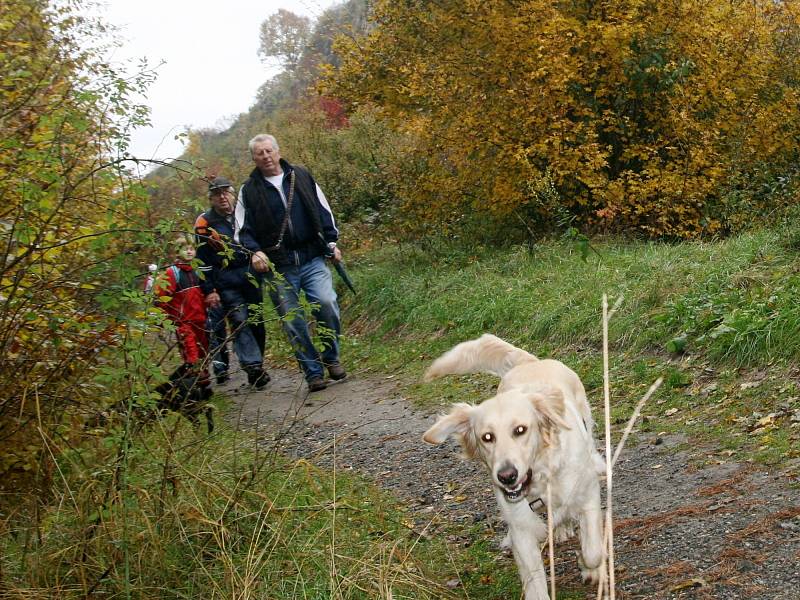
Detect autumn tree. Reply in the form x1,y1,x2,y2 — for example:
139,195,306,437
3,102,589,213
330,0,800,238
0,0,159,477
258,9,312,72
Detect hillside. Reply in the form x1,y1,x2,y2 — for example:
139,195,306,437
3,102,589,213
4,223,799,599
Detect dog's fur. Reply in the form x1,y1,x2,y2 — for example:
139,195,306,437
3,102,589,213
155,364,215,433
423,334,605,600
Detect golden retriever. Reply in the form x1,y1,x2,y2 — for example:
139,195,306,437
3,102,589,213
422,334,604,600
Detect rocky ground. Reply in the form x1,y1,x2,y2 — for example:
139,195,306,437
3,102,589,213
223,366,800,599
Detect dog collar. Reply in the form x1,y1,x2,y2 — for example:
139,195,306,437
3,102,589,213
529,497,545,512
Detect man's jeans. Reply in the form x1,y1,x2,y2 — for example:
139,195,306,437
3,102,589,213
267,256,341,381
219,284,265,370
207,305,229,376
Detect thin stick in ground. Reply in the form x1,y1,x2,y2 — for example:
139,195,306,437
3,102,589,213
602,294,617,600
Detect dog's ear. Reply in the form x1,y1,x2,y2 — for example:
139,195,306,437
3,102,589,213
527,385,570,446
422,402,474,445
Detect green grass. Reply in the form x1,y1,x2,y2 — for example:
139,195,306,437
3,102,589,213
338,226,800,469
345,229,800,364
0,407,484,599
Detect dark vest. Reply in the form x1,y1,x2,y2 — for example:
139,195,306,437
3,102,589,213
241,161,327,267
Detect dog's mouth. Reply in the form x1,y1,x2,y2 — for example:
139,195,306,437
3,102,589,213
499,468,533,502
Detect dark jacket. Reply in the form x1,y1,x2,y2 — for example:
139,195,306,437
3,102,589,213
236,159,338,268
194,208,259,295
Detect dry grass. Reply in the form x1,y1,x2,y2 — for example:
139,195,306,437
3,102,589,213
0,414,457,600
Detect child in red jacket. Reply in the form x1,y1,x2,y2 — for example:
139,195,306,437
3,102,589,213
155,237,210,385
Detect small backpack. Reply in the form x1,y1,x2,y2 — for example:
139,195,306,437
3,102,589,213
169,265,199,292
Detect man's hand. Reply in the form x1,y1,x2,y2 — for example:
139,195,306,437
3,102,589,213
329,246,343,264
205,291,221,309
251,251,270,273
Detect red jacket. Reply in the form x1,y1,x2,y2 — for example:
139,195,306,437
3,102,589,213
155,263,206,324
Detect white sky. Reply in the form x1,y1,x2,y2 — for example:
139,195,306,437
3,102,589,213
90,0,341,163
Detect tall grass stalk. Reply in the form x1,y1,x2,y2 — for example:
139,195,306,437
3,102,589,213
601,295,617,600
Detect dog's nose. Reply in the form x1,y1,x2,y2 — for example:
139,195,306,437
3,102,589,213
497,466,518,486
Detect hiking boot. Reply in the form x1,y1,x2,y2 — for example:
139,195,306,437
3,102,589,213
327,363,347,381
212,359,228,375
247,367,271,390
215,372,230,385
307,377,328,393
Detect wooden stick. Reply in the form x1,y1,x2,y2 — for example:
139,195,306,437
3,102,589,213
602,294,616,600
547,482,556,600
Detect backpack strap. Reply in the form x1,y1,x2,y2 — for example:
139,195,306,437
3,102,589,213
169,265,200,292
169,265,184,292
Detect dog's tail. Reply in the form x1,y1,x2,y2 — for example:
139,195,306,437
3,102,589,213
424,334,536,381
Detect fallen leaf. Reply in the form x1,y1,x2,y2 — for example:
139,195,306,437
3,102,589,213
750,413,778,433
740,381,762,390
756,413,777,427
665,408,679,416
670,578,707,592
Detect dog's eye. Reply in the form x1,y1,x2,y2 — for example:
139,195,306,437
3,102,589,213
513,425,528,436
481,432,495,443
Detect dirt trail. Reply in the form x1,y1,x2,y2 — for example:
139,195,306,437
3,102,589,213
226,367,800,599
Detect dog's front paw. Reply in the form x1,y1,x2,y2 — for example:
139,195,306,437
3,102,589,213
580,564,603,584
578,554,603,584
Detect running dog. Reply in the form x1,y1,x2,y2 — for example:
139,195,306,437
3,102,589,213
422,334,605,600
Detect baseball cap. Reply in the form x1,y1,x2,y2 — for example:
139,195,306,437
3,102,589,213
208,176,233,192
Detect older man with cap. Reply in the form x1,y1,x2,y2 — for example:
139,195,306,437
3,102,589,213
195,176,269,389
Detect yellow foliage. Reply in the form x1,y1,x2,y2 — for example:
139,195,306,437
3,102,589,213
1,1,155,478
330,0,800,238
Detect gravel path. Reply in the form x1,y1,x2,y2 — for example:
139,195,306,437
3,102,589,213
224,366,800,599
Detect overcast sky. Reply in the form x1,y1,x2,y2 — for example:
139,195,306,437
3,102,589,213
91,0,341,163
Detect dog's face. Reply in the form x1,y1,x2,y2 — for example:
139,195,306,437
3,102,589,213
423,384,567,503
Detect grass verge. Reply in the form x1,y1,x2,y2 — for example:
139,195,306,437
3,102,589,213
0,404,485,599
339,227,800,471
